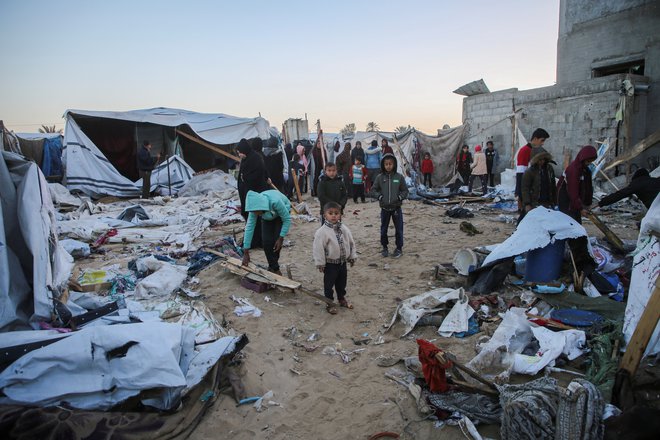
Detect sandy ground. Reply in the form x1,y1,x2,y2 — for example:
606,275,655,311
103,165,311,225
173,192,639,440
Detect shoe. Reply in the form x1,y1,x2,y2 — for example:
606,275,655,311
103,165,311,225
381,248,389,257
392,249,402,258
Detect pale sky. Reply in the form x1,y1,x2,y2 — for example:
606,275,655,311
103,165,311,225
0,0,559,135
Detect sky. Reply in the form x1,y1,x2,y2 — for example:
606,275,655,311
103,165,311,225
0,0,560,135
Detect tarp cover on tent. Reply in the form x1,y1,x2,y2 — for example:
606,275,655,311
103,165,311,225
0,151,73,331
62,107,271,198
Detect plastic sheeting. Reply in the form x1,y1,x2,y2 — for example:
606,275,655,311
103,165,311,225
483,207,587,266
467,308,586,380
385,288,466,337
1,151,73,331
623,194,660,356
0,322,244,411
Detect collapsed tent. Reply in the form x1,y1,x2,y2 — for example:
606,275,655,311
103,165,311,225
62,107,272,198
0,151,73,331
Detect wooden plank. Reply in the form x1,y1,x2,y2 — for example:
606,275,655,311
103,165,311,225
291,168,302,203
604,129,660,171
204,249,300,289
619,275,660,375
175,129,240,162
585,211,626,253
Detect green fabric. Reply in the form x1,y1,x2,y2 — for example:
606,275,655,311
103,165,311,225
243,190,291,250
535,291,626,321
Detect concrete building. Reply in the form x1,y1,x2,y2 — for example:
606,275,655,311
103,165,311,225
459,0,660,178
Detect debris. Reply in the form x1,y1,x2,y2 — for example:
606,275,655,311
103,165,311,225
231,296,262,318
446,206,474,218
459,222,481,236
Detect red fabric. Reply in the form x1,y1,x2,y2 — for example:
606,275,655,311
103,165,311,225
417,339,453,393
517,143,532,167
475,145,482,152
382,145,394,155
557,145,597,211
421,159,434,174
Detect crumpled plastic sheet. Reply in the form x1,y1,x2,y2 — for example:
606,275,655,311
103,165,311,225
483,207,587,266
134,256,188,299
466,308,586,380
385,288,465,337
231,296,262,317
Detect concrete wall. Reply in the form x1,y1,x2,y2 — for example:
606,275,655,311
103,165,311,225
462,75,648,177
557,0,660,140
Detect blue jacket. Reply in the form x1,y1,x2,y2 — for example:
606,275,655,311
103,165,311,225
243,190,291,250
364,146,382,169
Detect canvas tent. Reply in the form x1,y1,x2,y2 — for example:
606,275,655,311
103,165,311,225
14,132,64,179
341,127,467,185
62,107,272,198
0,151,73,331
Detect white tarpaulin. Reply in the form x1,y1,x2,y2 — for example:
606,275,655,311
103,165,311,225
1,151,73,331
482,207,588,265
0,322,244,411
623,194,660,356
62,107,270,198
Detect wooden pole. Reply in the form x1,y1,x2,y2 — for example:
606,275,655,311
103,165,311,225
585,211,626,253
291,168,302,203
619,275,660,375
175,129,240,162
603,129,660,171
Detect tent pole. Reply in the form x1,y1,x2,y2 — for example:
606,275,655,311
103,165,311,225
174,129,240,162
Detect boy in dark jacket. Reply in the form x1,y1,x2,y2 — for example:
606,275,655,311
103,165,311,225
372,153,408,258
519,147,557,223
316,162,347,217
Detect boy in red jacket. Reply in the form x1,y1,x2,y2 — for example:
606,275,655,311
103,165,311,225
421,152,434,188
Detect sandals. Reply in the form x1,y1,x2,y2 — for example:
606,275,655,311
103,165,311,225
339,298,354,309
326,304,338,315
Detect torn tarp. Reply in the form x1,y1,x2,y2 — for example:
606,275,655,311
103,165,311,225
385,288,468,337
0,322,245,411
482,207,587,266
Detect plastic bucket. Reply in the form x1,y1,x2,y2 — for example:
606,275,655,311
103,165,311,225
453,249,483,275
524,239,566,282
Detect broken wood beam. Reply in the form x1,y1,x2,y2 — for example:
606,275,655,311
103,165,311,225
604,129,660,171
585,211,626,253
175,129,240,162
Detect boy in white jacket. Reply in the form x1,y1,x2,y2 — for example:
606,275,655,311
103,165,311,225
313,202,357,314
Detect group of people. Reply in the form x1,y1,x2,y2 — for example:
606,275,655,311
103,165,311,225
237,136,408,314
456,141,499,194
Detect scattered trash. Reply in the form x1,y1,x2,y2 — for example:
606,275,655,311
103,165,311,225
231,296,263,317
459,222,481,236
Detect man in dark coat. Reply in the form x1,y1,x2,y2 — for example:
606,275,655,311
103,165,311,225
335,142,352,197
237,138,269,247
137,140,160,199
598,168,659,209
519,147,557,223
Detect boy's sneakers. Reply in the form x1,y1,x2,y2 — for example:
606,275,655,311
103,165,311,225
392,248,402,258
381,247,389,257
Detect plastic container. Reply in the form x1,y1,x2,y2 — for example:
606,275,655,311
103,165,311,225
453,249,482,275
524,239,565,282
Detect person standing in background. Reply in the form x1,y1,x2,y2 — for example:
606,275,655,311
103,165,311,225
335,142,352,197
469,145,488,194
456,144,472,188
137,140,160,199
364,140,382,194
484,140,499,187
516,128,549,212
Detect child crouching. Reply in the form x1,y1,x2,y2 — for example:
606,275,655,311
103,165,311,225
312,202,357,314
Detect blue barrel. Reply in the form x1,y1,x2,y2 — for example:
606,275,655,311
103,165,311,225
524,239,565,282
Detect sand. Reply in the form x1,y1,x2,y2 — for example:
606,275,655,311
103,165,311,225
178,193,636,440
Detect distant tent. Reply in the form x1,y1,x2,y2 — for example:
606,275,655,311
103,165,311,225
15,132,64,179
62,107,272,198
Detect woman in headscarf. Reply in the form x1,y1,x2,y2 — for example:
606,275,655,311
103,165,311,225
557,145,597,223
296,142,309,193
335,142,352,197
237,138,269,247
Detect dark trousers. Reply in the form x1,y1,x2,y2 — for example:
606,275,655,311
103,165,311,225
469,174,488,194
458,169,471,186
353,183,365,202
261,217,282,271
380,207,404,250
366,168,379,193
487,170,495,187
139,170,152,199
324,262,347,301
343,173,352,196
423,173,432,187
